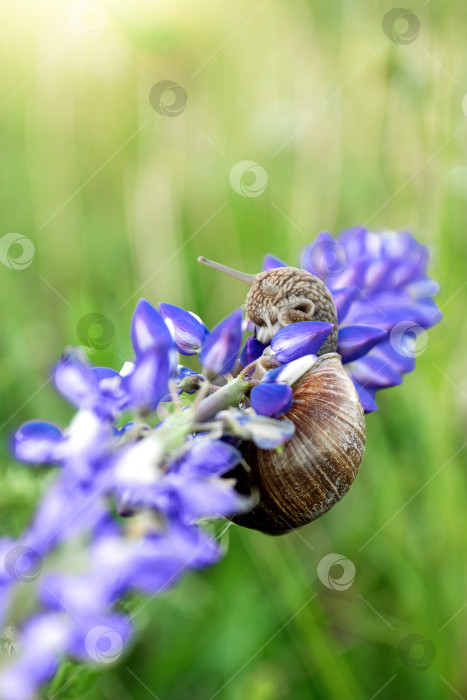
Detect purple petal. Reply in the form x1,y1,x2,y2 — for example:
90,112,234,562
407,277,440,300
331,286,359,324
159,303,208,355
0,614,71,700
371,339,416,375
337,324,387,363
124,349,171,412
347,354,403,390
240,337,267,366
129,525,220,593
13,421,63,465
271,321,333,363
349,378,379,413
175,439,242,477
219,411,295,449
130,299,174,357
163,475,242,520
336,226,369,261
24,480,110,555
301,232,348,283
251,383,293,418
53,349,97,407
351,299,442,331
69,613,132,664
92,367,119,382
199,308,243,375
263,254,287,270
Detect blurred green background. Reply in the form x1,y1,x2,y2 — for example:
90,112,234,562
1,0,466,698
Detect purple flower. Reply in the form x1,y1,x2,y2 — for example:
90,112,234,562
270,321,333,363
337,325,387,364
0,614,71,700
12,421,63,465
240,337,267,366
173,439,242,478
264,228,441,411
128,524,221,594
123,348,171,412
159,303,208,355
53,349,127,419
217,409,295,449
69,613,132,665
199,308,243,375
263,254,286,270
251,383,293,418
130,298,174,357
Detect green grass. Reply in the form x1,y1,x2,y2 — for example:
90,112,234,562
1,1,467,698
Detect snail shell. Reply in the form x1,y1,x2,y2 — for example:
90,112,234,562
230,353,366,535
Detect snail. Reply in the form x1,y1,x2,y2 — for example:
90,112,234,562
198,257,366,535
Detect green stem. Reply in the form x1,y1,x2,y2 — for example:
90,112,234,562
193,376,250,423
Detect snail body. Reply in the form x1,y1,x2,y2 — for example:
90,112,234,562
198,256,366,534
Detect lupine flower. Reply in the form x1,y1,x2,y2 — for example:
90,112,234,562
262,228,441,411
240,336,267,366
199,308,243,374
250,383,293,418
217,409,295,449
0,228,441,699
270,321,333,363
130,298,175,358
159,303,208,355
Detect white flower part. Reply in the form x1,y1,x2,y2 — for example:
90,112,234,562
99,376,122,393
92,536,135,569
366,231,385,256
26,615,71,652
119,361,135,377
408,279,440,299
164,317,176,340
188,311,204,325
64,409,104,456
114,436,163,486
275,354,318,385
133,317,154,353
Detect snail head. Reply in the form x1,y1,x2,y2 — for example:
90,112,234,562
198,257,338,353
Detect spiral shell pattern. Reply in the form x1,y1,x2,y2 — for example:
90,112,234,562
232,353,366,534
